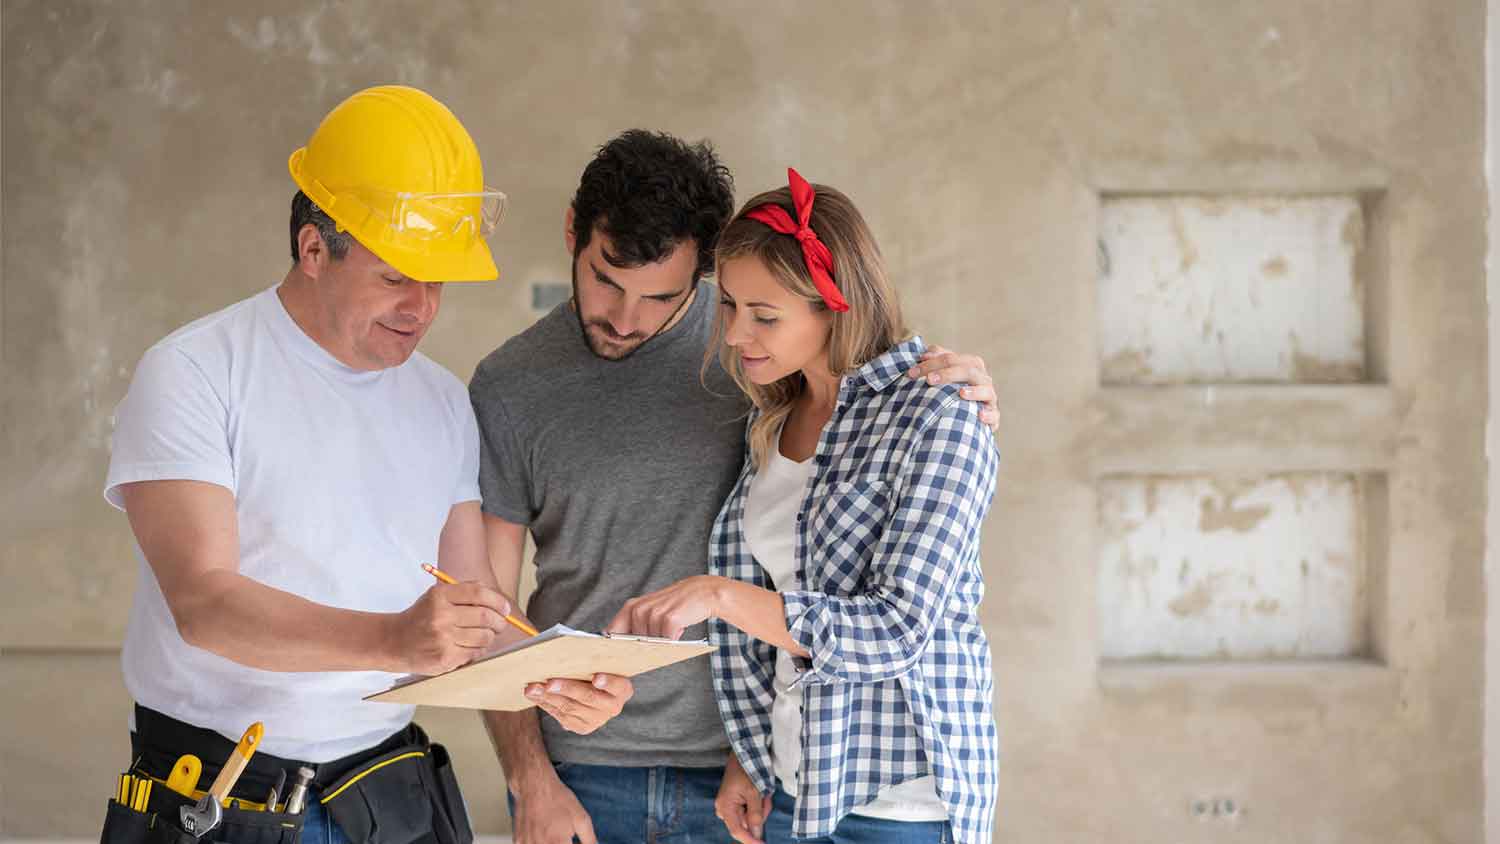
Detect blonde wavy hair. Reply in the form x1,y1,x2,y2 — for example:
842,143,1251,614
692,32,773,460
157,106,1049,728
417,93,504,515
709,181,909,468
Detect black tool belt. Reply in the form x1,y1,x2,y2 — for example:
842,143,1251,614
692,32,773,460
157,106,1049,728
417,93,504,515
100,704,474,844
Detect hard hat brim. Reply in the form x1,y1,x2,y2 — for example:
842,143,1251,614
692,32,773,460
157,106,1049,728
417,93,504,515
381,240,500,284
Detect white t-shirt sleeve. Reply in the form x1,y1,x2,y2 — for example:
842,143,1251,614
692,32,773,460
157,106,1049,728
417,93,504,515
453,389,482,506
104,344,234,510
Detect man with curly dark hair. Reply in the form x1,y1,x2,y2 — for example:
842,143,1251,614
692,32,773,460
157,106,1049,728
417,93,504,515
468,130,998,844
563,130,735,360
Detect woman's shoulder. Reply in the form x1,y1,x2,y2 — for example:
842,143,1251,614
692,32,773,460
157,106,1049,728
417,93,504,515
849,336,976,436
870,374,977,439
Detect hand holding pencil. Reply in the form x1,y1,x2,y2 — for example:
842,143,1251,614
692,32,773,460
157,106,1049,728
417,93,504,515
422,563,539,636
417,565,633,737
388,565,534,675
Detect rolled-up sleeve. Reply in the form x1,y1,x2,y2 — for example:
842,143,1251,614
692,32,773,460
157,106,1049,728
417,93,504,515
782,397,998,686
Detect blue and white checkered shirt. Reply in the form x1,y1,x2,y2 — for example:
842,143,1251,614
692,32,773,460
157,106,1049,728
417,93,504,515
709,336,1000,844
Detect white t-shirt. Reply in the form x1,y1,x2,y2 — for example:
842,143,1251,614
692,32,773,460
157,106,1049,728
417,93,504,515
743,442,949,822
105,286,481,762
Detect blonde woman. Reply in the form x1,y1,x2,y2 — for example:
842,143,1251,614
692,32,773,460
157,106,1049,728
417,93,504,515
607,169,999,844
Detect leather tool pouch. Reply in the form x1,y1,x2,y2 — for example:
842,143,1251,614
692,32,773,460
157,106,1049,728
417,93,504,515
318,730,472,844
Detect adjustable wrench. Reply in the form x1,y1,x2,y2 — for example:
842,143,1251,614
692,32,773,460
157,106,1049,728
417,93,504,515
179,723,263,838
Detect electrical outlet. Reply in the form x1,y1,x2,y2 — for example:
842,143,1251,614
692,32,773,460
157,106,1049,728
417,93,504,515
531,281,569,313
1189,796,1244,822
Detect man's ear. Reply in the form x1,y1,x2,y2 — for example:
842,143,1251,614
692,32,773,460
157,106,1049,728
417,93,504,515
564,206,578,256
295,223,329,279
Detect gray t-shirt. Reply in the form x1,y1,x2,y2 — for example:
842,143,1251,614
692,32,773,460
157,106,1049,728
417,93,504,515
469,280,749,768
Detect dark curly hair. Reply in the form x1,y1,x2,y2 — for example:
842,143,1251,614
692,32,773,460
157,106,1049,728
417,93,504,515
570,130,735,280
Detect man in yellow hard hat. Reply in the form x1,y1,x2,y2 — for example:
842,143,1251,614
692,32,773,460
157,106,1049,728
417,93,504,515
101,86,632,844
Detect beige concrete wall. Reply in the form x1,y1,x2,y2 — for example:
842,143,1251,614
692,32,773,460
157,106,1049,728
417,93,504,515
1,2,1486,840
1486,2,1498,839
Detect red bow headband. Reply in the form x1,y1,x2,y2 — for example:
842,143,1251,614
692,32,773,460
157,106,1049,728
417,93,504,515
745,168,849,312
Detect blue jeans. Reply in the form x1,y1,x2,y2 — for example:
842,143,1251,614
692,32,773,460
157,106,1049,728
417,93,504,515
764,787,951,844
299,798,351,844
509,762,733,844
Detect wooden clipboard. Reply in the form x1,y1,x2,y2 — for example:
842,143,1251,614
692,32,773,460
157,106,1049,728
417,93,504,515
365,624,715,711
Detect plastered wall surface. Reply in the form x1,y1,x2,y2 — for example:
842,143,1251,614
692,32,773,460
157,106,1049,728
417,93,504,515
1487,0,1500,837
1,2,1487,841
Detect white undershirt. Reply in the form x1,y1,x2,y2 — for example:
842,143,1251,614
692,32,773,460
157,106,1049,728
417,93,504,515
742,438,948,822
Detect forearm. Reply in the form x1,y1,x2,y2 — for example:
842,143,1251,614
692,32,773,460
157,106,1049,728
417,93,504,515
715,579,809,658
483,708,558,796
477,513,560,793
172,568,403,673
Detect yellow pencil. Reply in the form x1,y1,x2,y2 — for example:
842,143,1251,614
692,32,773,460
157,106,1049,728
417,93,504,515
421,564,539,636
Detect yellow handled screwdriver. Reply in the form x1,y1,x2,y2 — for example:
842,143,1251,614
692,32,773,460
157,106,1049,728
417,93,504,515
165,755,202,798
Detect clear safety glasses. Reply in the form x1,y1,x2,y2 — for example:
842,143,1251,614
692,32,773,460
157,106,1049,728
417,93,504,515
333,186,508,253
389,188,507,245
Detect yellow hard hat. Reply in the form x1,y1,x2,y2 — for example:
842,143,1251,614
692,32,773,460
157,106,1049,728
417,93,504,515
288,85,504,282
